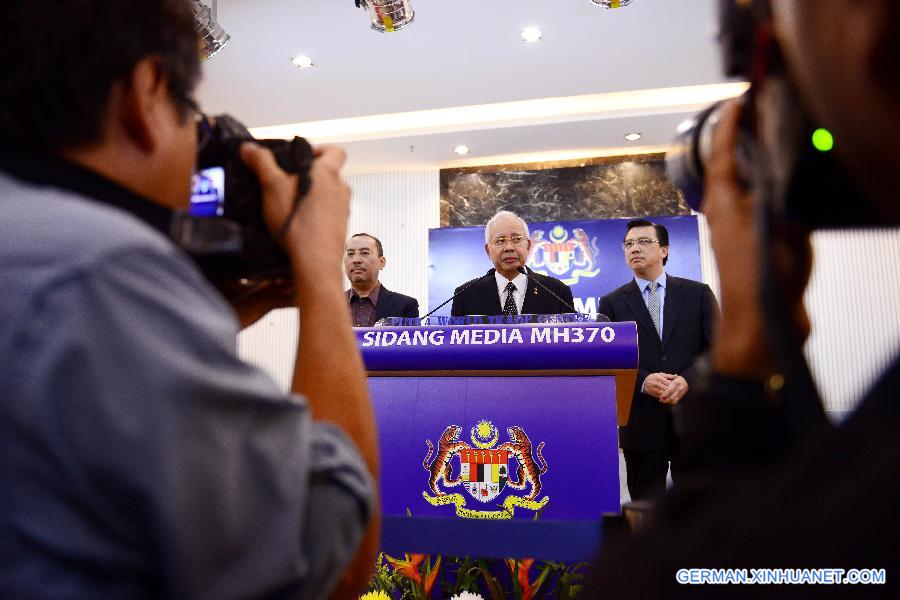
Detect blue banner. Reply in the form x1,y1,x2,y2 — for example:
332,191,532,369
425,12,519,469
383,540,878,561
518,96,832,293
428,215,702,317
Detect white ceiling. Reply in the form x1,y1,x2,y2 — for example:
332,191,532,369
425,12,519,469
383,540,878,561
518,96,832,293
197,0,732,174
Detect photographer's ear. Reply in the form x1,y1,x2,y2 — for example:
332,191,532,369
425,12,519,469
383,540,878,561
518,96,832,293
117,56,170,154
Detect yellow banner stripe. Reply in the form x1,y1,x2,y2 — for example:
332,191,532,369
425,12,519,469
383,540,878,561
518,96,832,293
422,492,549,519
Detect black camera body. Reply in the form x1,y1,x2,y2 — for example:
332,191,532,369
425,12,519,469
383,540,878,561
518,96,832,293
172,114,314,281
666,0,877,230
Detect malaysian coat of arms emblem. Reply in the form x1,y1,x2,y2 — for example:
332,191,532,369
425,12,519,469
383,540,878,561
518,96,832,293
422,420,549,519
527,226,601,285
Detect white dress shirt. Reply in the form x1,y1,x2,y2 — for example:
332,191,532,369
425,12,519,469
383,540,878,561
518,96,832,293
494,270,528,314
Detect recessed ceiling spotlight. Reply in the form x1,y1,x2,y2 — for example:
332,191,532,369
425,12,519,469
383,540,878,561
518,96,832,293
453,145,470,155
520,27,543,43
624,132,642,141
590,0,634,8
291,54,314,69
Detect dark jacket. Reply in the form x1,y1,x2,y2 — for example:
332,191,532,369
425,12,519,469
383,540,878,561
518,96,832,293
599,275,718,451
373,285,419,321
450,267,575,317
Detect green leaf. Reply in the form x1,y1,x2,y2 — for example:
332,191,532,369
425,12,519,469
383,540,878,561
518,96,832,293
510,561,522,599
532,563,553,595
476,560,504,600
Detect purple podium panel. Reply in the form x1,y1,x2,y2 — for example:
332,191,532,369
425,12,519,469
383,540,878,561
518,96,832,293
370,375,620,521
358,321,638,373
357,322,636,559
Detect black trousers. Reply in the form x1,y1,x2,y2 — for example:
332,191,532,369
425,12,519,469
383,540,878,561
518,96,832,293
623,417,682,501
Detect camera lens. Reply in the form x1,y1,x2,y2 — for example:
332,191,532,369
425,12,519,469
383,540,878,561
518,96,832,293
665,102,724,212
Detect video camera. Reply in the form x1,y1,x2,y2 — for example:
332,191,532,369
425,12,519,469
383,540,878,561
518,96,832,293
171,114,314,281
665,0,877,230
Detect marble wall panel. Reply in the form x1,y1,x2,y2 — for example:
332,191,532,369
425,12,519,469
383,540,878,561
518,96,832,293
440,153,690,227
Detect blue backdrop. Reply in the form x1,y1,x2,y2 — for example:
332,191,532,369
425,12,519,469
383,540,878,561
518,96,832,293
428,215,702,317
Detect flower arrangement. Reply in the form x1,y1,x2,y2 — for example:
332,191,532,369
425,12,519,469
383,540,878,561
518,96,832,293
363,554,587,599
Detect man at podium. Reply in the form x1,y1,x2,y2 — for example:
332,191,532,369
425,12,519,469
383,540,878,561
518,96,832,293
450,210,575,317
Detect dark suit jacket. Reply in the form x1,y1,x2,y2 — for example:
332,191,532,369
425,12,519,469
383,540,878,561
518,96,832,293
450,268,575,317
372,285,419,321
599,275,718,451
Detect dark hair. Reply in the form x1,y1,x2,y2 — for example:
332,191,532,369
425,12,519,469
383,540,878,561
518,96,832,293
625,219,669,265
0,1,201,152
349,233,384,257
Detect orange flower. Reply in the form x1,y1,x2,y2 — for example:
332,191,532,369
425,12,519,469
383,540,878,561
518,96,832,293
384,553,442,599
423,555,442,598
384,553,424,585
505,558,537,600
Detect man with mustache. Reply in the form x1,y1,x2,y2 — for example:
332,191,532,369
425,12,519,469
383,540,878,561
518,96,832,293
344,232,419,327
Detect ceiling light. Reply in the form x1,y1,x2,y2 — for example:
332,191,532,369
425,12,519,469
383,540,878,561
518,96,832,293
355,0,415,33
520,27,543,43
291,54,314,69
192,0,230,60
624,132,642,141
453,145,470,155
590,0,634,8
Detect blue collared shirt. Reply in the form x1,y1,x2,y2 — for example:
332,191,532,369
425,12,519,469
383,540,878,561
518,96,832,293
0,164,373,599
634,271,667,335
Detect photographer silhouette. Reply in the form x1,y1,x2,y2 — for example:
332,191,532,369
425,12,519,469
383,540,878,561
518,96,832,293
583,1,899,596
1,2,378,597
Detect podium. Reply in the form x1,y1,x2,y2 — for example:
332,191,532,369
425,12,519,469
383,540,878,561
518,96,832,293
356,319,637,561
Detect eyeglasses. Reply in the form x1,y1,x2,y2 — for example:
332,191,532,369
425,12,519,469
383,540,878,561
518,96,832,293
346,248,375,258
490,234,527,247
621,237,659,250
178,94,214,152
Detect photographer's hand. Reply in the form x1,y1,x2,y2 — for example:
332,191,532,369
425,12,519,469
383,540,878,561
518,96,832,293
218,144,351,327
243,144,352,284
239,143,380,597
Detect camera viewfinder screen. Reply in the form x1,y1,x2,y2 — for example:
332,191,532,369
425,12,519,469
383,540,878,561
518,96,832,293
189,167,225,217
